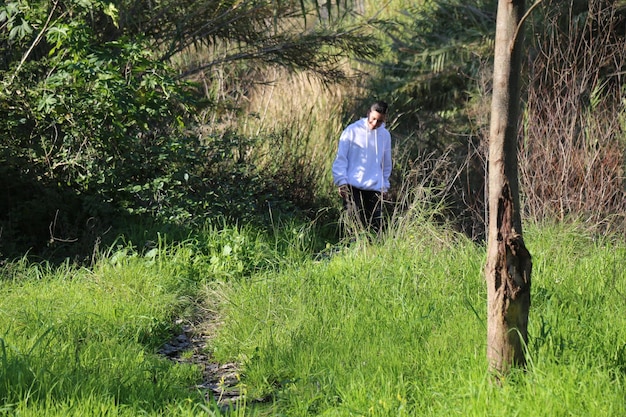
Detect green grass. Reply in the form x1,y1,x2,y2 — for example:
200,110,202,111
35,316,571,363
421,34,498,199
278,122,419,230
0,249,205,416
211,222,626,416
0,220,325,416
0,223,270,416
1,220,625,416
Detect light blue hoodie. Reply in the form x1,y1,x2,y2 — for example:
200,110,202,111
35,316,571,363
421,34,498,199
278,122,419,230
332,117,392,192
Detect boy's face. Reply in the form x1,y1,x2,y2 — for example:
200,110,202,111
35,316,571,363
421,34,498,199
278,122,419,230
367,110,385,130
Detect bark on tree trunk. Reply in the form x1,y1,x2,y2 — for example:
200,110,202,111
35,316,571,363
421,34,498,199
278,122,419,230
486,0,532,374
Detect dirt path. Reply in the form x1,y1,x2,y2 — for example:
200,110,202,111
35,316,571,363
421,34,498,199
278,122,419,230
158,315,243,411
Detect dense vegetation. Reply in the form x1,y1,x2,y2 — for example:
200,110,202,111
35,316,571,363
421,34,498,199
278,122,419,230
1,0,626,415
0,0,377,260
2,0,625,260
1,220,625,415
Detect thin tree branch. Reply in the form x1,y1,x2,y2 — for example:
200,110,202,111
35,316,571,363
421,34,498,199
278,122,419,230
8,0,60,86
510,0,543,52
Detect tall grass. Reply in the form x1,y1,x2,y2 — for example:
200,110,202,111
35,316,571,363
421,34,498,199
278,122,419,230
0,221,307,416
238,67,365,202
2,209,625,416
210,220,626,416
0,249,204,416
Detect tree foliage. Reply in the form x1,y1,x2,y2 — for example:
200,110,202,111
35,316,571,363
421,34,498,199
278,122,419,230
1,1,194,252
84,0,379,78
0,0,378,260
374,0,497,135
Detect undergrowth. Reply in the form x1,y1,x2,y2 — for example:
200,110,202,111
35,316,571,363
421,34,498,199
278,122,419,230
1,214,625,416
210,221,626,416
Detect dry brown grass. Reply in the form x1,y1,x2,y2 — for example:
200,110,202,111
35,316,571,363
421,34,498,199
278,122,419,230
238,66,370,200
521,1,626,233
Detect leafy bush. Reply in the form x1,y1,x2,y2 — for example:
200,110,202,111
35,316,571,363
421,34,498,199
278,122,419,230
0,0,377,260
0,1,201,258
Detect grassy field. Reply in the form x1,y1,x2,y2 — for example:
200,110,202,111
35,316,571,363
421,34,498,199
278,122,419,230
210,221,626,416
1,218,625,416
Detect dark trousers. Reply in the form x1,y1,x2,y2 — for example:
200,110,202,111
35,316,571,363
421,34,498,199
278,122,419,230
343,185,383,233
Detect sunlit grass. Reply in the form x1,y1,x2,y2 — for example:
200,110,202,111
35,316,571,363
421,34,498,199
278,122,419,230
0,250,204,415
1,214,625,416
0,219,333,416
211,220,626,416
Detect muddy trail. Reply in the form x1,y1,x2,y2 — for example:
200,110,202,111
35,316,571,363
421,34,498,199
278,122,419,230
158,312,266,412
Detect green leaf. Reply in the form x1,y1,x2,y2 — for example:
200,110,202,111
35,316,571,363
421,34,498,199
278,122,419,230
9,19,32,41
0,2,19,24
75,0,94,8
37,94,58,113
104,3,119,28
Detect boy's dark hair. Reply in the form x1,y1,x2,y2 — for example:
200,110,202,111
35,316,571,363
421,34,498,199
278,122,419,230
370,101,388,115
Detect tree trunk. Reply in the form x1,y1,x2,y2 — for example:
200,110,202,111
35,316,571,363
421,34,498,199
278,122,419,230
486,0,532,374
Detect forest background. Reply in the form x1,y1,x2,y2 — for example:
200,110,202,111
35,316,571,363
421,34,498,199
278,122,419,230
2,0,624,261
